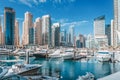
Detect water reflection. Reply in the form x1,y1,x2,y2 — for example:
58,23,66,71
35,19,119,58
0,55,120,80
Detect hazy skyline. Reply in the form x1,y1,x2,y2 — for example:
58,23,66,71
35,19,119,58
0,0,113,41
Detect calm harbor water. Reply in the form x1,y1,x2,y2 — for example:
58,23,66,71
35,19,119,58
1,55,120,80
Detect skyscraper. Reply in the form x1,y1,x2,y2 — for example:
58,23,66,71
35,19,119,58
76,36,81,48
4,7,15,45
60,29,67,46
42,15,52,47
94,16,108,48
22,11,33,45
79,34,85,48
14,19,19,46
105,24,111,46
111,19,114,46
34,17,42,45
68,26,74,46
94,16,105,36
0,16,2,45
113,0,120,47
52,23,60,47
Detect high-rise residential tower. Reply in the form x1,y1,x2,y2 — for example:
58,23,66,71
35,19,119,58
4,7,15,45
79,34,85,48
42,15,52,47
111,19,114,46
94,16,108,48
52,23,60,47
34,17,42,45
105,24,111,46
14,19,19,46
0,16,2,45
113,0,120,47
68,26,74,46
94,16,105,36
60,29,67,46
22,11,33,45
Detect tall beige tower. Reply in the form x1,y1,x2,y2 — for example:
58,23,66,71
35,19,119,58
34,17,42,45
42,15,51,47
22,11,33,46
0,16,2,45
113,0,120,47
0,16,4,45
14,19,19,46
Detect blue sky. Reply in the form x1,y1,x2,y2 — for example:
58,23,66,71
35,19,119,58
0,0,113,41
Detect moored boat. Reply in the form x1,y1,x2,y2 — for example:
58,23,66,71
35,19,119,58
95,50,111,62
33,49,48,58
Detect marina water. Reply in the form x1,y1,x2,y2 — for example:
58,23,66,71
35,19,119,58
1,55,120,80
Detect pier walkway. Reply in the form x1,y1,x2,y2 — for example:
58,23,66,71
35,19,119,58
98,71,120,80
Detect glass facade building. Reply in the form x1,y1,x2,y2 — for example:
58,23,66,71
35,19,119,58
4,7,15,45
52,23,60,47
29,28,34,44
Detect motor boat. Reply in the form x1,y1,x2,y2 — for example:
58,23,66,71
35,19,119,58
61,49,74,60
33,49,48,58
0,48,11,53
79,49,88,57
4,51,42,77
0,66,8,78
4,63,42,77
16,49,26,56
48,49,61,59
95,50,111,62
12,49,20,54
77,72,94,80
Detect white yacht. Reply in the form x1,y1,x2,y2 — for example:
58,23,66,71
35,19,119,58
12,49,20,54
96,50,111,62
4,64,42,77
77,72,94,80
33,49,48,58
0,67,8,78
0,48,11,53
16,49,26,56
4,51,42,77
61,49,74,60
48,49,61,58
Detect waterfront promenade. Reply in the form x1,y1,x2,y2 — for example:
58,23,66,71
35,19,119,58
98,71,120,80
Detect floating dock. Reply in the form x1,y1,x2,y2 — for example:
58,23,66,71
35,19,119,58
98,71,120,80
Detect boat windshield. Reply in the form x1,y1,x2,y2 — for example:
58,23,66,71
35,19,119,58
98,52,109,54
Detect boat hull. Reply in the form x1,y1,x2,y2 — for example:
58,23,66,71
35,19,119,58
18,67,40,76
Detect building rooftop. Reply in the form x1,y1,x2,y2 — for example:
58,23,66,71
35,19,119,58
4,7,15,13
94,15,105,21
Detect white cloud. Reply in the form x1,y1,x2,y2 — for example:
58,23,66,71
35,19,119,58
52,0,76,3
16,18,23,21
61,20,88,27
9,0,76,7
19,0,32,7
39,0,46,3
52,18,68,23
33,0,38,5
52,18,88,28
